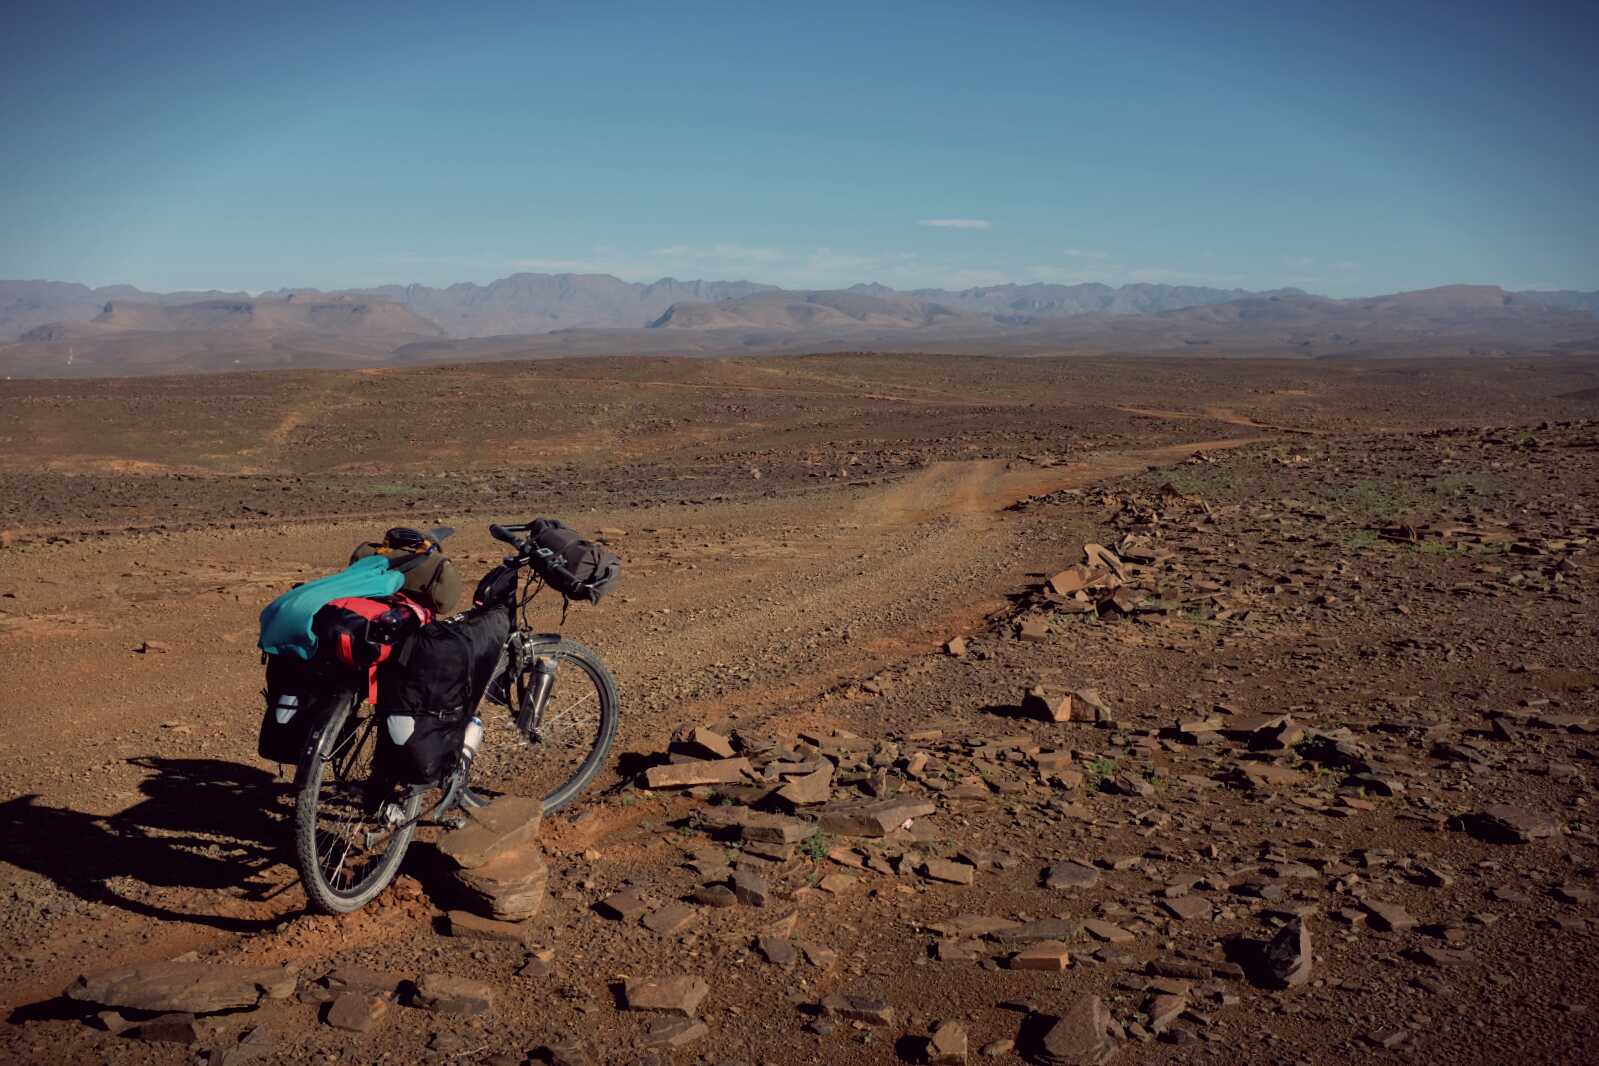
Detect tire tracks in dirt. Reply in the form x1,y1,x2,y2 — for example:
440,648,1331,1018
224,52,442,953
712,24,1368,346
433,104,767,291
1115,403,1325,436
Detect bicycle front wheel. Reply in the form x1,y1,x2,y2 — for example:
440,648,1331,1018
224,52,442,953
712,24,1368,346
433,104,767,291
292,696,421,914
473,638,618,815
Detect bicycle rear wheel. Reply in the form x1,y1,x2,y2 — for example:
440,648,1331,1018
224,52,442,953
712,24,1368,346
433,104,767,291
292,696,421,914
472,638,618,814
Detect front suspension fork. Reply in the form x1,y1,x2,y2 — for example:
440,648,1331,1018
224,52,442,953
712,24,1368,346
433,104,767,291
515,654,558,741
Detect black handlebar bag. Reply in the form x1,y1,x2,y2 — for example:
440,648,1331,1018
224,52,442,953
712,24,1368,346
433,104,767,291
527,519,621,603
374,609,510,783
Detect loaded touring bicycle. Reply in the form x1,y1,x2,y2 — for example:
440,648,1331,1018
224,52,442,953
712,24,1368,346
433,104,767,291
257,520,620,913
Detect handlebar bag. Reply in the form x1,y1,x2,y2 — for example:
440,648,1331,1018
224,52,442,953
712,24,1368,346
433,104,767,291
527,519,621,603
473,562,519,610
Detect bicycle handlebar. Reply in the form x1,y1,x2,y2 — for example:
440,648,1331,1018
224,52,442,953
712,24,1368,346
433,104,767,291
489,522,540,561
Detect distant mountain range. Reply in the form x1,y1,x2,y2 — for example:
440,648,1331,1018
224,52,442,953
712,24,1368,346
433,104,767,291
1,274,1311,342
1,273,1596,377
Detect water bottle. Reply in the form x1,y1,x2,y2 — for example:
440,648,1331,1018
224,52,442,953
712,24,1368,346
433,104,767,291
461,716,484,762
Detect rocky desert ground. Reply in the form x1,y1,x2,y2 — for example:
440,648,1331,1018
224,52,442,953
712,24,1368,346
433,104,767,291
1,351,1597,1065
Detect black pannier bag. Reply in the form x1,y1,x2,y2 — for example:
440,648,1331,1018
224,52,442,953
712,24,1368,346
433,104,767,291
259,654,341,763
374,608,511,783
527,519,621,603
376,714,469,785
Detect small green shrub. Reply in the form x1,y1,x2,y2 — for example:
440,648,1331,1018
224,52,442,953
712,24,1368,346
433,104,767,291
799,828,834,861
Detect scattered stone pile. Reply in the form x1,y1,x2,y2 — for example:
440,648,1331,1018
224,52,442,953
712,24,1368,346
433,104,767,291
65,954,511,1050
64,962,296,1048
1012,523,1254,633
59,799,548,1050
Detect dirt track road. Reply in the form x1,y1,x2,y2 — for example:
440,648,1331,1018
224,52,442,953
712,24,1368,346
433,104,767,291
0,434,1258,1010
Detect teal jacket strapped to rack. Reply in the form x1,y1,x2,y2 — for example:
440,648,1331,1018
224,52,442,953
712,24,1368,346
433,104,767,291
258,555,404,660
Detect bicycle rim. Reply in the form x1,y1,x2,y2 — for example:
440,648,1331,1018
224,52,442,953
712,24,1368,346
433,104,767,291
471,640,616,813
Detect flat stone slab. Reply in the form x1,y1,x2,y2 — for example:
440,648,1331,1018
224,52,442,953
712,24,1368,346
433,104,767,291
989,918,1075,945
816,798,936,838
642,903,699,936
321,966,404,1000
922,859,975,885
820,992,894,1025
931,914,1021,938
1010,940,1072,971
1160,895,1213,922
742,814,813,844
596,888,650,920
644,758,753,789
623,975,709,1017
1461,804,1560,843
777,765,834,806
68,962,296,1014
1043,861,1100,889
414,974,495,1015
438,796,543,870
443,911,532,944
641,1016,710,1048
325,992,389,1033
1080,919,1135,944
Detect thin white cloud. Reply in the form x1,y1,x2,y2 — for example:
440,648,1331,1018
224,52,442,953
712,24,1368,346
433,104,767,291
917,219,992,231
1063,248,1110,259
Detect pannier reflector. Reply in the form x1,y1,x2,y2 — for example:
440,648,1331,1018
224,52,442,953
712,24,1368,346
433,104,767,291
274,694,300,724
386,715,416,744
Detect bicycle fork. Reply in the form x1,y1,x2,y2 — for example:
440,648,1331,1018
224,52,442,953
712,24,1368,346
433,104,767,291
516,654,558,741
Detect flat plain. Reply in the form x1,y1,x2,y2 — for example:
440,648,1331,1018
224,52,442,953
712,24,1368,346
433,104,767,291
1,351,1597,1064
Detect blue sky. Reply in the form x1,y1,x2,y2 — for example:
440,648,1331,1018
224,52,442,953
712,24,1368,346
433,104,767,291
2,0,1595,297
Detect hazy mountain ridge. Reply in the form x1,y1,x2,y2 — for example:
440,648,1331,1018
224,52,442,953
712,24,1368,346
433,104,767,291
0,280,250,340
2,274,1596,378
1516,289,1599,315
7,293,443,375
899,281,1308,318
264,274,781,338
649,289,966,330
7,272,1594,343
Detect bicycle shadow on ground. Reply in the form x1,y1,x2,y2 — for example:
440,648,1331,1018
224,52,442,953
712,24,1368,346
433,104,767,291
0,756,298,938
